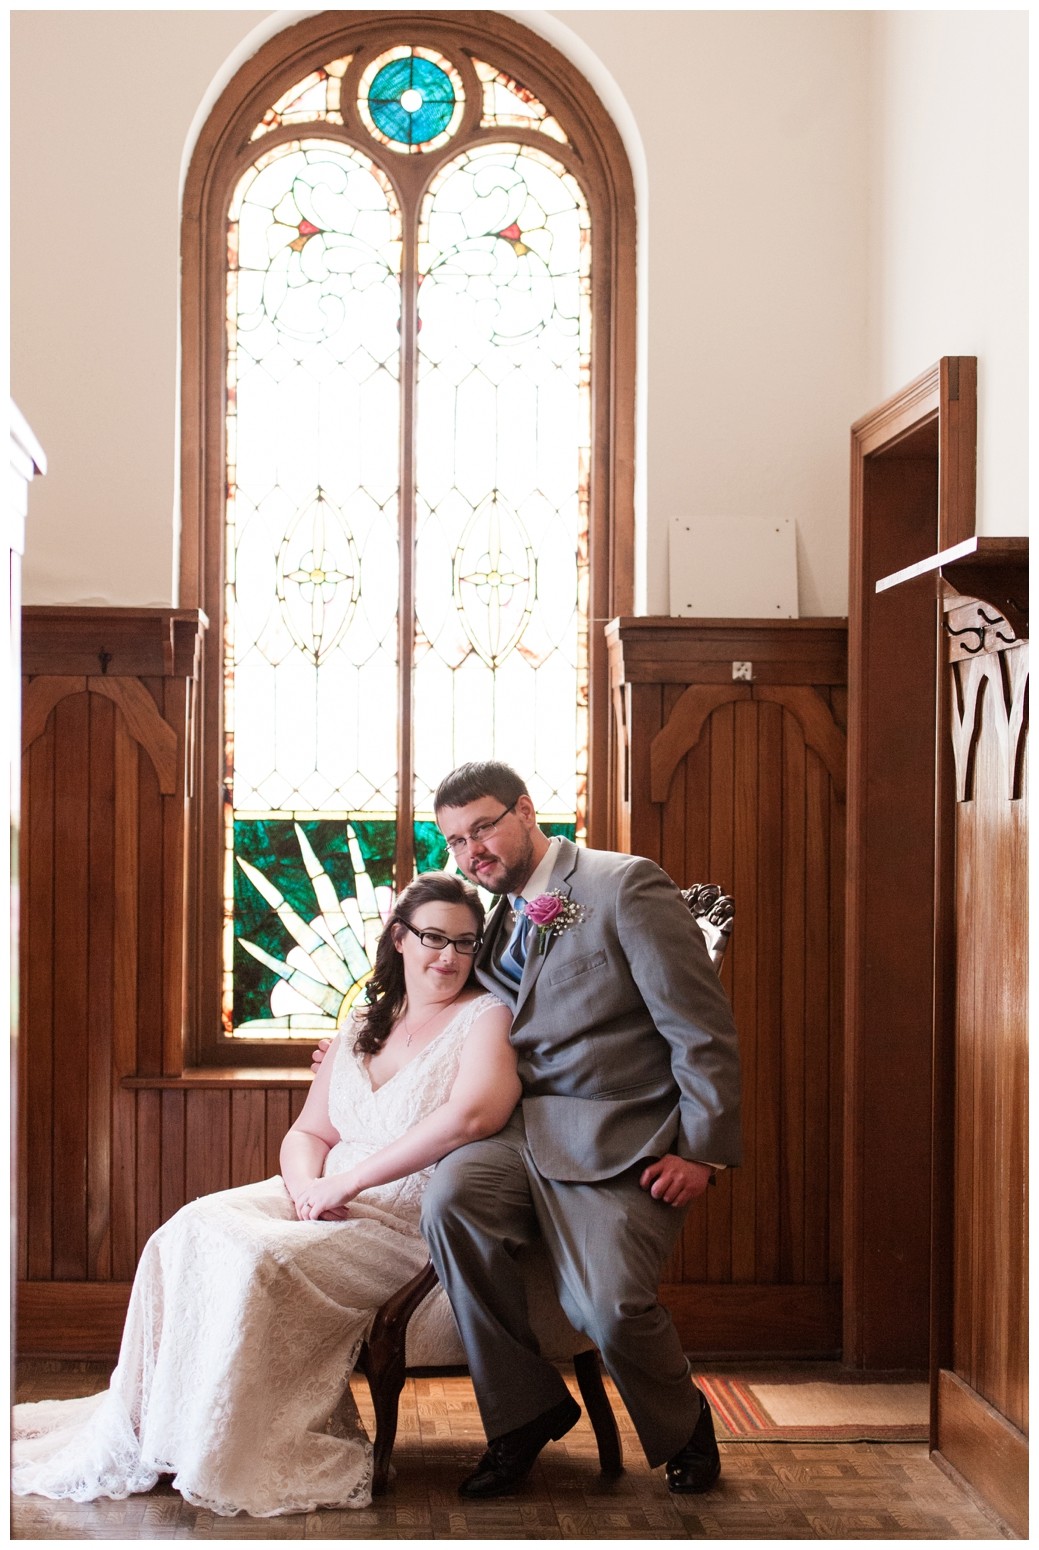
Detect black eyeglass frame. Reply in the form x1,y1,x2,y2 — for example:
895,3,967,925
395,919,482,955
442,797,520,855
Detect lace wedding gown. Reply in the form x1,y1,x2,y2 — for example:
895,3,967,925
12,993,499,1517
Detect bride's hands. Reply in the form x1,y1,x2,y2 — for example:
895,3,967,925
292,1172,360,1222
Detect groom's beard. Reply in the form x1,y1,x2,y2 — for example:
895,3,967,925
461,839,537,899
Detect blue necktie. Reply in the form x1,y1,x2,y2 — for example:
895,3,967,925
500,898,532,984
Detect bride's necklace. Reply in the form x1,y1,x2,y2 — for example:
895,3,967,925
401,1002,446,1048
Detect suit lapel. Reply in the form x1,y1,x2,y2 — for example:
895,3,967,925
514,839,580,1015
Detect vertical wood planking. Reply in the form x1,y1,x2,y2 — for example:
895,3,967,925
730,700,759,1283
265,1090,292,1177
87,693,116,1279
160,1091,186,1223
780,712,807,1282
135,710,165,1078
161,678,188,1075
803,749,832,1284
51,693,90,1278
705,705,735,1285
134,1088,162,1261
185,1090,230,1199
22,728,55,1279
754,701,783,1283
827,771,845,1285
231,1090,268,1186
111,720,140,1279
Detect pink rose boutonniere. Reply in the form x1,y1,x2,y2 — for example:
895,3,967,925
524,890,585,954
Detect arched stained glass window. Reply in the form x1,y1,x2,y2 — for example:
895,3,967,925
181,13,634,1061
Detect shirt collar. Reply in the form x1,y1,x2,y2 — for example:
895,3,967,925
509,835,561,911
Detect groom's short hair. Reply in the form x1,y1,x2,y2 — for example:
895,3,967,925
434,761,528,815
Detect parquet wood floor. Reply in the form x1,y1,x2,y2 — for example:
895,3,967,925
11,1361,1015,1540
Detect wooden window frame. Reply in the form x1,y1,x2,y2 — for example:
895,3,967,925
178,10,636,1066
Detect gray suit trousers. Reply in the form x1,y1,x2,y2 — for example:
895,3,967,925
420,1109,702,1467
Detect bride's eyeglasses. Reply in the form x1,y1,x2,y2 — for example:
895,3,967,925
396,920,482,955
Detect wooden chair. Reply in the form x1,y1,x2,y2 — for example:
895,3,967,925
357,882,735,1493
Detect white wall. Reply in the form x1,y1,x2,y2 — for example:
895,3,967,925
10,9,270,606
867,9,1029,536
9,8,1028,613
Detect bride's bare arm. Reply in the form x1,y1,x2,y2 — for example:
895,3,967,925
280,1033,343,1211
293,1001,518,1221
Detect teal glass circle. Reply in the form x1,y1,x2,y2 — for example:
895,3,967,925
367,56,456,147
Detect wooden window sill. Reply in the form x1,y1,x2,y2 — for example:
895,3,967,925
122,1068,312,1090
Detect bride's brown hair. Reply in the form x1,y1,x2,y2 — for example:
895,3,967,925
352,872,485,1055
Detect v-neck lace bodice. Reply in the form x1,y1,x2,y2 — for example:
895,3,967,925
322,993,500,1229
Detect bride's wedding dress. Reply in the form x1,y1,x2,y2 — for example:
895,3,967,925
12,993,499,1517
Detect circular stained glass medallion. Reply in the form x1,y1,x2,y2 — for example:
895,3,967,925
359,49,464,152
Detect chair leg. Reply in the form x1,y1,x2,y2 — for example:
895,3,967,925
573,1348,623,1475
359,1260,440,1495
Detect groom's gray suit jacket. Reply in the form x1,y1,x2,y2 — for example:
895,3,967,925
475,839,742,1178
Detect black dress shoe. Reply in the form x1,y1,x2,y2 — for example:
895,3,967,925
458,1394,581,1499
664,1388,721,1493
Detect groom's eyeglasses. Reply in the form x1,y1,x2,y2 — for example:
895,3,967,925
443,799,519,855
396,920,482,955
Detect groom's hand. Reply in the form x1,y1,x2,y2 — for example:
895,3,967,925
639,1155,712,1207
310,1038,331,1075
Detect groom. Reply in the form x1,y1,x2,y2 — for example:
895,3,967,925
421,760,741,1498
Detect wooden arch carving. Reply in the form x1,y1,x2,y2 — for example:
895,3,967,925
650,684,847,805
23,678,179,794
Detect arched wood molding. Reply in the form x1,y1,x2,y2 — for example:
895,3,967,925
23,677,179,794
650,683,846,804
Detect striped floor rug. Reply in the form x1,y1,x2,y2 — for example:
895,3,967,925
695,1367,929,1442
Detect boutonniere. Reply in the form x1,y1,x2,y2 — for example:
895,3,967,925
524,890,585,954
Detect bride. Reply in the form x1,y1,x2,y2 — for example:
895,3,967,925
12,872,516,1517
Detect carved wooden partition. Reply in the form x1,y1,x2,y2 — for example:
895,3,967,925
936,547,1028,1535
15,608,311,1353
607,618,847,1354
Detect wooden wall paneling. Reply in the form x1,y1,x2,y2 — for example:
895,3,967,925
627,682,664,860
161,675,190,1076
87,692,116,1280
185,1089,231,1199
111,718,140,1280
21,727,55,1280
780,712,807,1284
609,618,846,1354
159,1089,187,1224
706,699,737,1283
949,632,1028,1433
938,1369,1027,1539
265,1090,292,1178
938,358,977,550
135,714,165,1080
231,1089,268,1187
802,750,831,1285
755,700,784,1286
51,690,90,1280
827,758,845,1288
877,538,1026,1529
134,1088,162,1261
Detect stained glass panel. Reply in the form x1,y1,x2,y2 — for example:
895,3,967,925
250,57,351,141
223,47,595,1041
472,58,568,144
357,47,464,154
413,143,591,830
224,139,403,1036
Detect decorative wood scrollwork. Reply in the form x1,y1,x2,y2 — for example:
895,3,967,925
949,637,1028,804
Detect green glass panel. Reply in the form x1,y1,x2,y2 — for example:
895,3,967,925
233,816,396,1028
413,819,449,873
